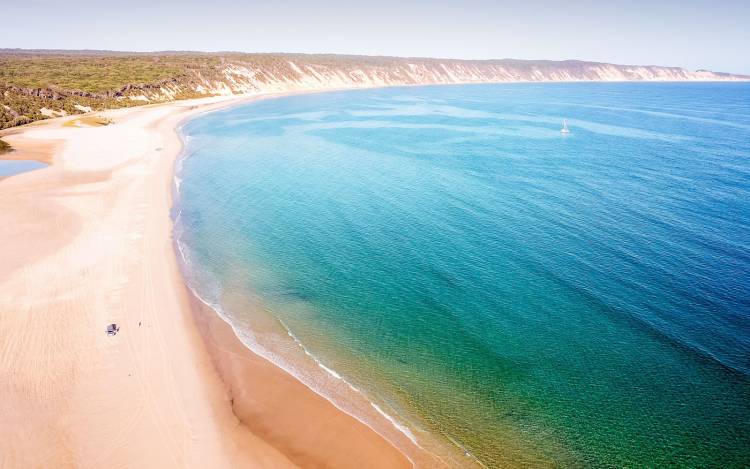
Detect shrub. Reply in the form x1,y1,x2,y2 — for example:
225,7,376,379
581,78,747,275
0,138,11,154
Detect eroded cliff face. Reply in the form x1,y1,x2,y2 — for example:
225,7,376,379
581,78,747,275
154,57,748,99
1,54,747,129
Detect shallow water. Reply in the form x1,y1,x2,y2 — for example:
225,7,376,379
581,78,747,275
177,83,750,467
0,158,46,177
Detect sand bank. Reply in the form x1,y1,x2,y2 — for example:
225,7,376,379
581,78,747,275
0,95,431,468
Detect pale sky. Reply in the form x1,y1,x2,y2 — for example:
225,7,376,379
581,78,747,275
2,0,749,74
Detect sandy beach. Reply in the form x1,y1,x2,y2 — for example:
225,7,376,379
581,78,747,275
0,95,437,468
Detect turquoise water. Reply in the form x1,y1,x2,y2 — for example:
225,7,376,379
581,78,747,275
176,83,750,467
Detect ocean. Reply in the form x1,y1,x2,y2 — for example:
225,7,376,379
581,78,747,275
175,83,750,467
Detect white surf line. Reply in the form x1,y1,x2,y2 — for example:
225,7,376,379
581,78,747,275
276,318,420,445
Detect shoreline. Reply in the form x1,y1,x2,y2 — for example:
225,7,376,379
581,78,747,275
0,91,434,467
171,92,466,468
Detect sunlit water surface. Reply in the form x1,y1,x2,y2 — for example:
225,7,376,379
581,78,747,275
177,83,750,467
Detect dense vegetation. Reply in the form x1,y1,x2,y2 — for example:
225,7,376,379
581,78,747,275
0,53,224,92
0,52,224,129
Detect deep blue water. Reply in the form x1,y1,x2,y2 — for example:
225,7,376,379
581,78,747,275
177,83,750,467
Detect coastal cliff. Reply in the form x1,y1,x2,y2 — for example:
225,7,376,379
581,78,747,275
1,50,748,129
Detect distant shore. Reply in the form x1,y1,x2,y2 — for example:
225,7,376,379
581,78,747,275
0,92,443,467
3,49,748,133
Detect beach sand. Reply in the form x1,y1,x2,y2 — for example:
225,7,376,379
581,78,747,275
0,96,432,468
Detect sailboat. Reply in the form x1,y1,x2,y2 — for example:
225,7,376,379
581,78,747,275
561,119,570,134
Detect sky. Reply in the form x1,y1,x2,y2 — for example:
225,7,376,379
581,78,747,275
2,0,749,74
